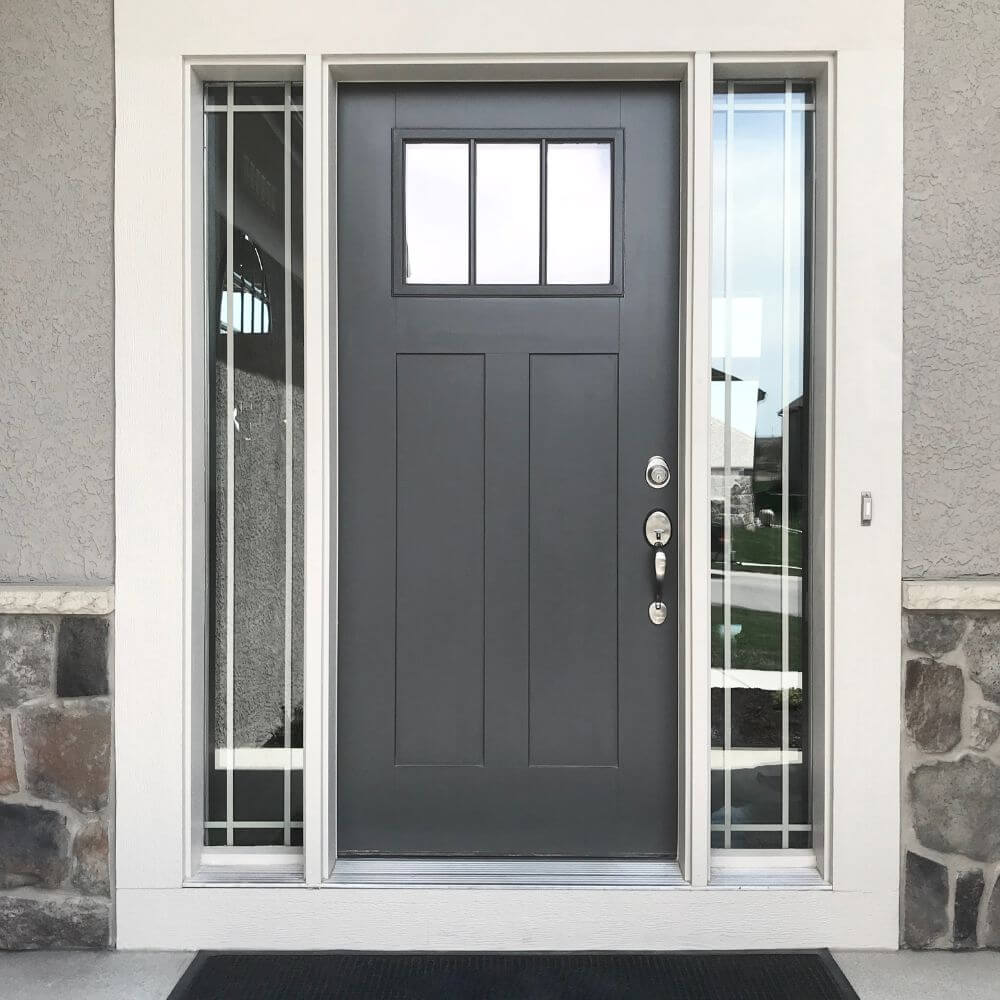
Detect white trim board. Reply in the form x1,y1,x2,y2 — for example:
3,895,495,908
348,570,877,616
903,578,1000,611
117,886,897,950
114,29,902,953
0,586,114,615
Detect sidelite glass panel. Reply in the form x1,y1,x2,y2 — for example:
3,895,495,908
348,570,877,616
404,142,469,284
204,84,304,848
545,142,612,284
475,142,541,284
710,81,813,851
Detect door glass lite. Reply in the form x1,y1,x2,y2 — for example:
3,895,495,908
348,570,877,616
710,81,814,850
475,142,541,284
545,142,612,285
403,142,470,284
204,83,304,848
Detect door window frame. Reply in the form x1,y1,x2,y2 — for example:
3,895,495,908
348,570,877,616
113,50,903,949
390,127,625,296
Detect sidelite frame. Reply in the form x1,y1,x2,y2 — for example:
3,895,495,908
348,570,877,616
201,81,305,855
114,45,903,950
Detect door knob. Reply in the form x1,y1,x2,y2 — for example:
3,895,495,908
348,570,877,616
645,510,671,624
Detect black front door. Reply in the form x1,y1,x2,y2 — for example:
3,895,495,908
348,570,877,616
337,83,679,857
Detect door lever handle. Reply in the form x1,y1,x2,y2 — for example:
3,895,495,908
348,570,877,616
649,549,668,624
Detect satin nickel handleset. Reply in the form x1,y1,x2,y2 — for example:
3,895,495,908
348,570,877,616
645,508,672,626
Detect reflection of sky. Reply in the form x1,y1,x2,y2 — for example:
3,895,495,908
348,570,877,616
546,143,611,284
711,109,808,441
405,143,469,284
475,143,540,284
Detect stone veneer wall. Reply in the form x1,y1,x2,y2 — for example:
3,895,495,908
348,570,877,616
0,615,113,949
902,610,1000,949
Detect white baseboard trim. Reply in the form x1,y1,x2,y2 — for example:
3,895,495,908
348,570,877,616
114,885,899,951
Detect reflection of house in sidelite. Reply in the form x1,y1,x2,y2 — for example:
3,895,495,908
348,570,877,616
710,365,808,844
752,394,807,525
710,368,765,560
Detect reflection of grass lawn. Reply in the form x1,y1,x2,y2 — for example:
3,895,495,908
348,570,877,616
713,525,803,575
711,605,803,671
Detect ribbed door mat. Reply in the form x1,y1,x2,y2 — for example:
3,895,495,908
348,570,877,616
168,950,859,999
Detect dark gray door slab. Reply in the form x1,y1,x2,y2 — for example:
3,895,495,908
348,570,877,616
337,84,680,857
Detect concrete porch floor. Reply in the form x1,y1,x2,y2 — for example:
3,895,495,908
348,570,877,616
0,949,998,998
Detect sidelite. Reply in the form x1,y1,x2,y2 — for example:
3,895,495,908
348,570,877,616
203,83,304,848
710,80,815,851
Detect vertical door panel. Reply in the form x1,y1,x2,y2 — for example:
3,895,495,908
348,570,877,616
528,354,619,767
395,354,486,765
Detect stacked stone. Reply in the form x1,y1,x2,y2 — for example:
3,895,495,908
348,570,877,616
903,612,1000,949
0,615,112,949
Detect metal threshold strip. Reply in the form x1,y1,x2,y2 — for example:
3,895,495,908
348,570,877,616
327,858,686,887
187,859,826,888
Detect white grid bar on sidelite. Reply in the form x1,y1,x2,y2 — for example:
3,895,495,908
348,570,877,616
205,821,304,830
721,81,735,851
712,825,812,833
780,78,794,850
206,105,304,113
283,82,294,849
224,81,236,848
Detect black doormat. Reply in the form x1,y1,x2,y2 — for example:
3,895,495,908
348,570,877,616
168,950,859,999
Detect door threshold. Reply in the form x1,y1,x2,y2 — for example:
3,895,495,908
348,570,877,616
327,858,685,887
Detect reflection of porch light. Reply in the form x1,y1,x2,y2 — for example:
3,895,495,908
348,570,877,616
220,290,271,334
219,232,271,334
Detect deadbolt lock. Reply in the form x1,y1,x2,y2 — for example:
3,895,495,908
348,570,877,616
645,455,670,489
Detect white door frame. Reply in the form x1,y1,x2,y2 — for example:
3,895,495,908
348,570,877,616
114,15,903,950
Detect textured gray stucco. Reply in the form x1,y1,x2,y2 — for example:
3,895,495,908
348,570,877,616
904,0,1000,578
0,0,114,583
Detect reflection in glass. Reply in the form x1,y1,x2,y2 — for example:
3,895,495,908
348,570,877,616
404,143,469,284
710,81,813,851
546,142,612,284
205,84,304,848
232,84,286,107
475,143,541,284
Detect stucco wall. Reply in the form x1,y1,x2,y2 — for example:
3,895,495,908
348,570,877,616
0,0,115,584
904,0,1000,579
5,11,982,576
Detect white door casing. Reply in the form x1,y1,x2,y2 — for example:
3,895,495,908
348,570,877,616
113,0,903,950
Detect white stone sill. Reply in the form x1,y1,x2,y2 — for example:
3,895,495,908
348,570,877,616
0,586,114,615
903,578,1000,611
0,579,993,614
